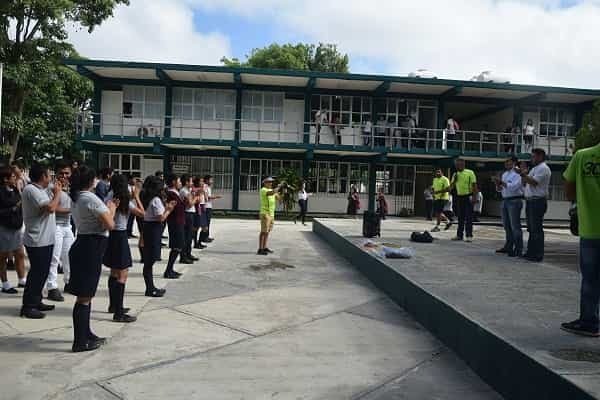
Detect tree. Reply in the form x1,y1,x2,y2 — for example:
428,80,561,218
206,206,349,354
221,42,349,73
575,99,600,151
0,0,129,163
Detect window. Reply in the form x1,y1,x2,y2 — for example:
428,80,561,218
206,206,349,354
123,86,165,120
375,165,415,196
307,161,369,194
539,108,575,137
382,99,436,127
548,173,566,201
172,88,235,121
242,91,283,122
239,159,302,191
169,156,233,190
311,95,371,126
99,153,143,178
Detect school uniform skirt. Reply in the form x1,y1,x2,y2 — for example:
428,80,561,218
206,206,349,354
167,220,184,249
0,225,23,252
103,230,133,270
69,234,108,297
142,221,162,262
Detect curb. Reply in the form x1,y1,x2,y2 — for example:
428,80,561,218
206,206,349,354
312,219,594,400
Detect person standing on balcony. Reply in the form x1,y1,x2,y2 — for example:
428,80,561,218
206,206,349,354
523,119,536,153
435,158,478,242
331,115,342,145
423,186,434,221
20,164,61,319
375,115,387,147
315,109,328,145
362,116,372,146
561,140,600,337
520,148,551,262
445,115,459,150
495,157,524,257
95,168,112,202
431,168,452,232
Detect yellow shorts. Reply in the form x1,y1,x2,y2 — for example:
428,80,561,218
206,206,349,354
260,214,274,233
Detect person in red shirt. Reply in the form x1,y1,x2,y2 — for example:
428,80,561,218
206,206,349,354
164,174,187,279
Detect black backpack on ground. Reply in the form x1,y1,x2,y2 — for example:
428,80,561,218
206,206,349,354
410,231,434,243
363,211,381,238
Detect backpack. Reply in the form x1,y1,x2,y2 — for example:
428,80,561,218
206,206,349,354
410,231,434,243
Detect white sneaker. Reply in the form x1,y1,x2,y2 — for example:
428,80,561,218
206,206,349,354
465,237,473,243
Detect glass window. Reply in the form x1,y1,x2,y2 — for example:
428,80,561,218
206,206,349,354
539,107,574,137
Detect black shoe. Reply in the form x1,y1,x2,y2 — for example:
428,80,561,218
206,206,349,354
64,283,72,294
89,333,107,345
508,252,521,258
1,287,18,294
264,248,274,254
444,222,452,231
496,248,508,254
72,340,102,353
524,255,543,262
179,258,194,264
561,320,600,337
57,265,64,274
18,283,26,288
206,238,214,243
20,307,45,319
195,244,207,249
188,255,199,261
108,306,131,314
163,271,181,279
36,302,55,311
257,249,267,255
47,288,64,302
113,313,137,323
145,288,166,297
6,259,15,270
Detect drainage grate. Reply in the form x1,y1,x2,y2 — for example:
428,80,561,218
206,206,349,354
249,261,296,271
549,349,600,363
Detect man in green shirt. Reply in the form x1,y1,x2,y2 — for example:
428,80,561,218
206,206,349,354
561,142,600,337
258,177,282,256
431,168,452,232
436,158,478,242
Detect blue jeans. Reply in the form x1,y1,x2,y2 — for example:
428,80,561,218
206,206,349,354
525,198,547,259
456,195,473,239
501,198,523,255
579,239,600,329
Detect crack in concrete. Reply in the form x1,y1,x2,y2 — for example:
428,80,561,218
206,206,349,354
96,381,124,399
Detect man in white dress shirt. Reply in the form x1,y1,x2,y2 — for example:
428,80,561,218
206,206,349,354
495,157,524,257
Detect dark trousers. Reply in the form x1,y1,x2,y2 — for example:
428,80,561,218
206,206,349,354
525,198,547,259
296,200,308,224
425,200,433,220
23,245,54,307
501,198,523,255
455,195,474,239
126,214,135,236
183,212,194,257
579,239,600,329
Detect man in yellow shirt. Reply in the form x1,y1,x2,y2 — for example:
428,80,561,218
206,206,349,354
258,177,282,256
431,168,452,232
435,158,478,242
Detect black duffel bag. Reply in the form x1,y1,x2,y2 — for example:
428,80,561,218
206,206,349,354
410,231,434,243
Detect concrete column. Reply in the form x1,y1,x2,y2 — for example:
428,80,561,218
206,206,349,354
235,88,242,144
163,85,172,138
303,93,311,144
368,160,377,212
93,82,102,136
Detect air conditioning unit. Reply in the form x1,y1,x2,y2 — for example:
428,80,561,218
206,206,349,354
408,69,437,79
471,71,511,84
137,124,160,138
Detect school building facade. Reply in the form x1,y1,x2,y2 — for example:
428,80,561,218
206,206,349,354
65,59,600,219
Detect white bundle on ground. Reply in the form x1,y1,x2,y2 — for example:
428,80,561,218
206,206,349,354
377,246,415,259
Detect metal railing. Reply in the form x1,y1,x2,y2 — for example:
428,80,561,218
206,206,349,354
76,112,574,158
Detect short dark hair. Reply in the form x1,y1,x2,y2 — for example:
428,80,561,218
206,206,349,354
0,166,13,183
507,156,518,164
203,174,212,182
181,174,191,185
532,148,546,158
454,157,465,163
70,165,96,202
29,163,49,183
100,167,113,180
165,173,178,188
10,160,25,170
155,170,164,177
55,160,71,172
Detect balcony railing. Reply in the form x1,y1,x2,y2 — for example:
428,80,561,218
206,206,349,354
76,112,574,158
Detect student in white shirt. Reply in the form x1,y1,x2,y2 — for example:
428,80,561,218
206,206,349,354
472,190,483,222
294,182,311,226
494,157,524,257
362,117,372,146
523,119,536,153
315,109,328,144
200,175,221,244
520,148,552,262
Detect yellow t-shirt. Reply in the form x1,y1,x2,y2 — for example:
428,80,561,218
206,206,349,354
452,169,477,196
432,176,450,200
260,187,276,217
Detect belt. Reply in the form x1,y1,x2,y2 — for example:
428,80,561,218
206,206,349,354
503,196,524,201
525,196,546,200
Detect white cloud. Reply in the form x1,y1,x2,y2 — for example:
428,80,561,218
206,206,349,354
67,0,231,65
189,0,600,88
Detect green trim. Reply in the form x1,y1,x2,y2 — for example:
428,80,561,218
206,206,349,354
232,151,240,211
64,58,600,97
374,81,391,96
368,161,376,212
440,86,463,98
77,65,101,81
155,69,172,85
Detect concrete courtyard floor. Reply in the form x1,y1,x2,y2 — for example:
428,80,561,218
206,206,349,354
0,218,502,400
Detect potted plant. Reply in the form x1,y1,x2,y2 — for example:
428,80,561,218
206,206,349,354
275,167,303,216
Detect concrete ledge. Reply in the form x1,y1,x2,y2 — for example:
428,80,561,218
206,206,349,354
313,219,594,400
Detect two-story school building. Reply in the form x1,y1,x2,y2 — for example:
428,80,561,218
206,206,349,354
64,59,600,219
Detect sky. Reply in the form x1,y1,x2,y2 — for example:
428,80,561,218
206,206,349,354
67,0,600,88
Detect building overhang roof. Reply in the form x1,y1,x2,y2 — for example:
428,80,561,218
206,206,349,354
65,58,600,104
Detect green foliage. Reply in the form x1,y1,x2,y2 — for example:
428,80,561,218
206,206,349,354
0,0,129,163
275,168,303,215
575,99,600,151
222,42,349,73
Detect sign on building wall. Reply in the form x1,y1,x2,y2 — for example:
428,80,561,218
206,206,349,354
171,163,190,174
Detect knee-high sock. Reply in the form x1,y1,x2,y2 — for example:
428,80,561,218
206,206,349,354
143,261,155,292
115,281,126,315
73,303,90,345
107,276,117,311
165,249,179,274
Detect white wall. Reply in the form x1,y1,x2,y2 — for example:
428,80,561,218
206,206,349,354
241,99,304,143
486,199,570,221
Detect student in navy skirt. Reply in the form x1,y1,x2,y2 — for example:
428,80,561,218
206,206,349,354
104,174,145,323
164,173,186,278
140,176,175,297
69,166,117,352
